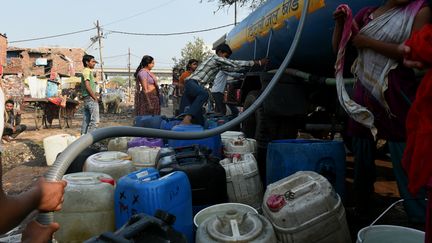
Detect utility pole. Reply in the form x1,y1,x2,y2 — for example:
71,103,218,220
128,48,131,103
234,0,237,25
96,20,106,91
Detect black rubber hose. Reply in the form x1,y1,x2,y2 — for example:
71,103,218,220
39,0,310,225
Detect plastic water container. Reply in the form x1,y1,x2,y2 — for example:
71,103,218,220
196,210,276,243
46,80,58,97
43,134,76,166
127,146,160,169
263,171,351,243
85,211,188,243
156,145,206,165
127,137,164,148
194,203,258,228
358,225,425,243
160,117,182,130
224,137,257,157
54,172,115,243
115,168,193,242
157,150,228,214
266,139,346,198
221,131,245,146
219,153,263,209
168,124,222,158
84,151,135,181
134,115,163,128
357,225,424,243
107,137,130,152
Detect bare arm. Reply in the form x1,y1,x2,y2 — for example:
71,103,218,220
332,9,347,53
352,7,431,60
0,159,66,234
85,80,98,102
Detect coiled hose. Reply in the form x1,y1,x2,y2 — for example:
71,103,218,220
39,0,310,225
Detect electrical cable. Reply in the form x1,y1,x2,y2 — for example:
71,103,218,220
102,0,178,27
106,23,234,36
9,27,96,43
37,0,310,226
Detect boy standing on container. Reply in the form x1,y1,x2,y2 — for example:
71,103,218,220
179,44,268,125
80,54,99,135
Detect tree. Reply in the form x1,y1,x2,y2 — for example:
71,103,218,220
109,77,127,87
172,37,213,70
201,0,265,10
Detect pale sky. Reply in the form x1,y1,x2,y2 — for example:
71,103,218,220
0,0,251,69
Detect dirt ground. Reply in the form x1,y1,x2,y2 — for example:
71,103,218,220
0,101,425,242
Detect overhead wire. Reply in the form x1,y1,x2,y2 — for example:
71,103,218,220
106,23,234,36
102,0,178,27
9,27,96,43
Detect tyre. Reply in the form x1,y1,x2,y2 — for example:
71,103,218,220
241,90,259,138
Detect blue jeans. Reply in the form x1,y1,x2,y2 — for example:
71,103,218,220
81,96,100,135
212,92,239,116
179,79,208,125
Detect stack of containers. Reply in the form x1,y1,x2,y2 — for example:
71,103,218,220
54,172,115,242
262,171,351,243
115,168,193,242
83,151,135,181
219,153,263,210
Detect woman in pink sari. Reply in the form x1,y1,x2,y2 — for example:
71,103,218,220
134,55,160,115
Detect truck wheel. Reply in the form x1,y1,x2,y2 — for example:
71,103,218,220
241,90,259,138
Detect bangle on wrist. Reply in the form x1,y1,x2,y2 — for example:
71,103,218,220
259,60,262,66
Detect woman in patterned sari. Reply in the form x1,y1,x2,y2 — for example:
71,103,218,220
134,55,160,116
333,0,431,222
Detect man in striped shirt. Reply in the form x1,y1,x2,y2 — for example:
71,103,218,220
180,44,268,125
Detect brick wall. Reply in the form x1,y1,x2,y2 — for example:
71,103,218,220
0,34,7,66
4,47,85,77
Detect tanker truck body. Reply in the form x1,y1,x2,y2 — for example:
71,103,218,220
215,0,382,179
225,0,379,75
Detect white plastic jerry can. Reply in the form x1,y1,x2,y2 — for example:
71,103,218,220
84,151,135,181
196,210,276,243
43,134,76,166
107,137,131,152
54,172,116,243
219,153,263,210
127,146,161,169
262,171,351,243
224,137,257,157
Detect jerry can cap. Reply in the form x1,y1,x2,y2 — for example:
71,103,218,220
266,194,286,212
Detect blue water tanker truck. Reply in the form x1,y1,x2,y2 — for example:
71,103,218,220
215,0,381,147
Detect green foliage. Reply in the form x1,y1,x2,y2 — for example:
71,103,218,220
109,77,127,87
172,37,213,70
201,0,265,10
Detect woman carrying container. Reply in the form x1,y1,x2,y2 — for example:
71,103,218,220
332,0,431,222
134,55,160,116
